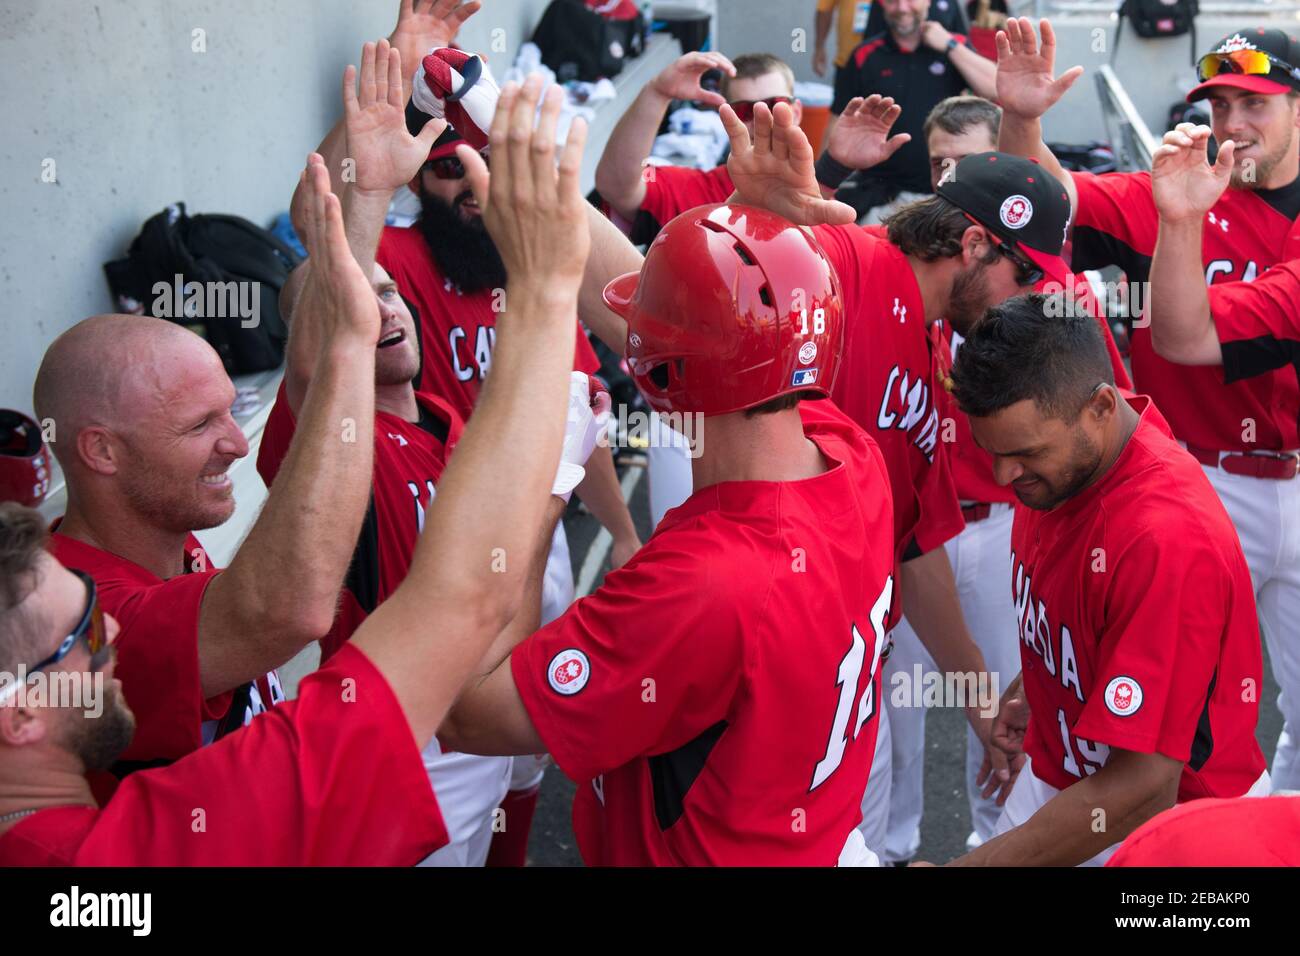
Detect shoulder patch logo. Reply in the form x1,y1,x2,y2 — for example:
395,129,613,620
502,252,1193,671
1104,675,1143,717
548,648,591,696
1000,195,1033,230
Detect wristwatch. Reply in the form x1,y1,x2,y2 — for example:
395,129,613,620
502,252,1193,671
946,37,960,54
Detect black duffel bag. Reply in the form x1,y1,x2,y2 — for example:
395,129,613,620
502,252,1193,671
533,0,647,83
104,203,299,375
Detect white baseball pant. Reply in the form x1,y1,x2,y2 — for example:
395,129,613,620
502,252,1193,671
882,505,1019,861
1199,462,1300,792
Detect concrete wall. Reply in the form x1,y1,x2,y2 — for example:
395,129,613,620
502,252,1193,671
0,0,551,414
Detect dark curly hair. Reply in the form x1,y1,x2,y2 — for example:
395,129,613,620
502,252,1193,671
884,196,998,264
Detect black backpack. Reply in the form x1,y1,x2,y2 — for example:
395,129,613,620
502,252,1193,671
104,203,299,375
532,0,647,83
1047,140,1119,174
1114,0,1199,63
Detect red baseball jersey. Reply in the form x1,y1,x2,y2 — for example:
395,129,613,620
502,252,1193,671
813,223,965,572
376,225,601,423
511,401,896,865
1070,170,1300,451
47,531,285,766
0,644,447,865
1108,795,1300,866
940,274,1133,504
1010,396,1266,799
640,164,735,228
1209,258,1300,394
256,384,463,662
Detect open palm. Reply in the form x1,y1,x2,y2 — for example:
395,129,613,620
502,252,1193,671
828,95,911,171
345,40,444,194
996,17,1083,120
723,101,856,226
389,0,481,87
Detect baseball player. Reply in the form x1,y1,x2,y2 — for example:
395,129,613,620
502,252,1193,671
30,183,387,792
721,100,1081,859
424,77,899,867
939,294,1269,866
596,54,907,527
885,94,1134,860
595,49,793,526
260,44,610,868
595,51,798,234
290,30,643,863
0,99,590,862
996,17,1300,791
1148,123,1300,383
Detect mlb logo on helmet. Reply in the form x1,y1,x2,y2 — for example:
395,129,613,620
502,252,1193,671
1104,675,1144,717
791,368,819,387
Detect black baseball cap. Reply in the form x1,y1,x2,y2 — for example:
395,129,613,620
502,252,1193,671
1188,28,1300,102
935,152,1072,285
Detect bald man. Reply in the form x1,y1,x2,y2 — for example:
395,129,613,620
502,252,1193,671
32,223,378,788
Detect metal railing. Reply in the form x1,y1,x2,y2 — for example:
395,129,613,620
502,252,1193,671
1094,64,1159,170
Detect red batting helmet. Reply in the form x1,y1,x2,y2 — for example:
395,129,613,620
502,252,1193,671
602,204,844,416
0,410,52,507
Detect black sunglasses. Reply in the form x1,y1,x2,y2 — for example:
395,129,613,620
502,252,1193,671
995,242,1044,287
963,213,1043,286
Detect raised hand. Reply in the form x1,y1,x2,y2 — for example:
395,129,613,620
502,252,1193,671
296,154,381,346
827,95,912,171
651,51,736,108
389,0,481,86
722,100,857,226
457,75,592,291
344,40,446,195
996,17,1083,121
1152,123,1235,224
